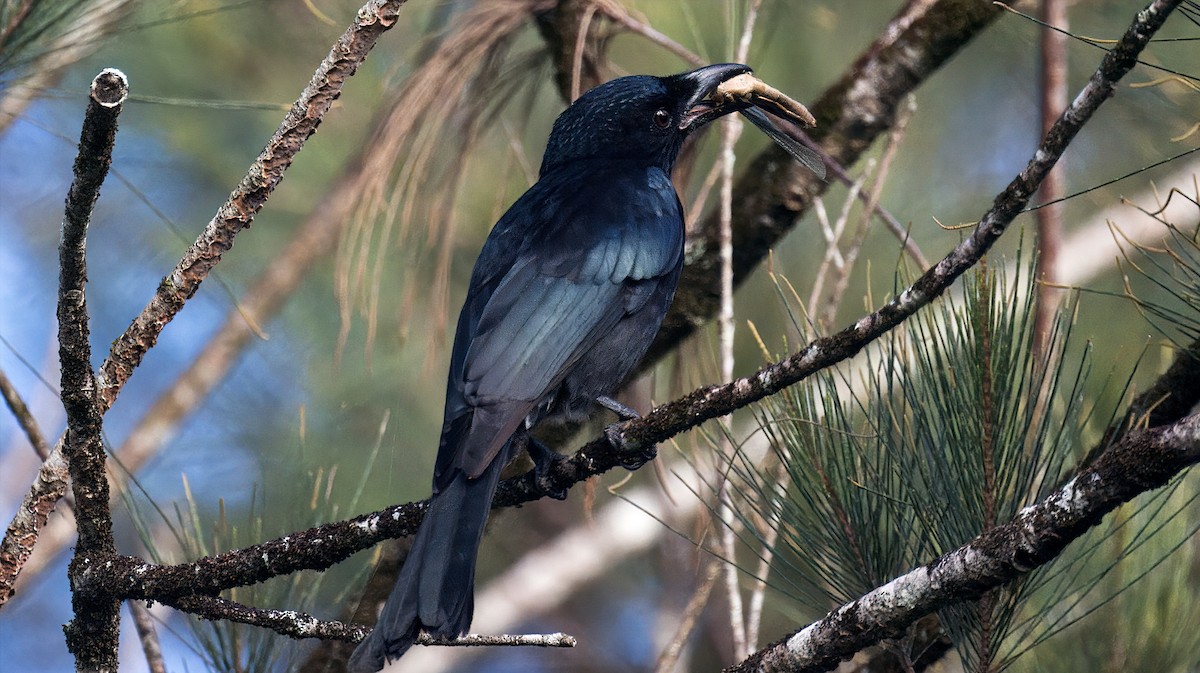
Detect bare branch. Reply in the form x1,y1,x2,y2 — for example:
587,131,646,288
58,67,127,673
0,367,51,459
127,601,166,673
95,0,412,410
1033,0,1070,356
592,0,704,67
414,632,577,648
6,0,416,598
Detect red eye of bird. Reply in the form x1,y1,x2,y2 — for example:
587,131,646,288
653,108,671,129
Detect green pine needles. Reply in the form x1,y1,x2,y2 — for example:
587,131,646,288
709,246,1199,672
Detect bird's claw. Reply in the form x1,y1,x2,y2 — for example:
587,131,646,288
605,422,657,470
527,436,568,500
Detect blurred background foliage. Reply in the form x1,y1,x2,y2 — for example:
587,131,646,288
0,0,1197,671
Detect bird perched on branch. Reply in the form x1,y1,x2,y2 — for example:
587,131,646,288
349,63,821,672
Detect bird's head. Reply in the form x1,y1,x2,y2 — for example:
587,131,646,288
540,63,762,175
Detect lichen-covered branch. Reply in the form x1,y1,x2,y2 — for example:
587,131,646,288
165,594,576,649
58,67,127,673
0,366,65,605
166,594,370,642
729,412,1200,673
0,441,68,606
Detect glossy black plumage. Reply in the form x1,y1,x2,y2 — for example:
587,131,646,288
349,63,755,672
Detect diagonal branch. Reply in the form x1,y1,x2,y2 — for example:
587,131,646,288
94,0,410,410
0,366,65,605
649,0,1001,364
0,367,52,459
0,441,69,606
730,411,1200,673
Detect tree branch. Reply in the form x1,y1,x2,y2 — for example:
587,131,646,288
58,67,127,673
165,594,369,642
0,366,66,605
648,0,1001,364
728,411,1200,673
94,0,410,410
164,594,576,649
0,366,52,459
127,601,166,673
84,0,1167,603
0,439,69,606
4,0,422,594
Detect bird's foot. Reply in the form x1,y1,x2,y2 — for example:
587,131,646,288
604,422,657,470
527,436,568,500
596,395,641,421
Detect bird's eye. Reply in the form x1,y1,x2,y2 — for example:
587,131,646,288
653,108,671,129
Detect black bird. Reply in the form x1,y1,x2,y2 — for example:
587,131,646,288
350,63,800,671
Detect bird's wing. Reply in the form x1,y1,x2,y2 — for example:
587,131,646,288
451,166,683,478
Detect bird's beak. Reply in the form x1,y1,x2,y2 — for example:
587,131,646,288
678,63,753,132
678,63,825,179
678,64,817,134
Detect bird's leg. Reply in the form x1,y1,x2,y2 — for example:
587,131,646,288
523,433,568,501
597,396,657,470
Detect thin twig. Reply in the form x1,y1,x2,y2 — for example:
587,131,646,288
0,367,52,459
717,85,748,671
167,594,370,642
818,96,917,329
1033,0,1069,357
592,0,705,67
58,67,127,673
715,0,763,658
813,135,929,272
127,600,167,673
808,167,870,328
654,560,722,673
415,632,577,648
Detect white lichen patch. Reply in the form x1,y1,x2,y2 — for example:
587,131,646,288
897,287,924,308
799,346,819,368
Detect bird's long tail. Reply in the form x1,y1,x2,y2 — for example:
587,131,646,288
348,440,510,672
